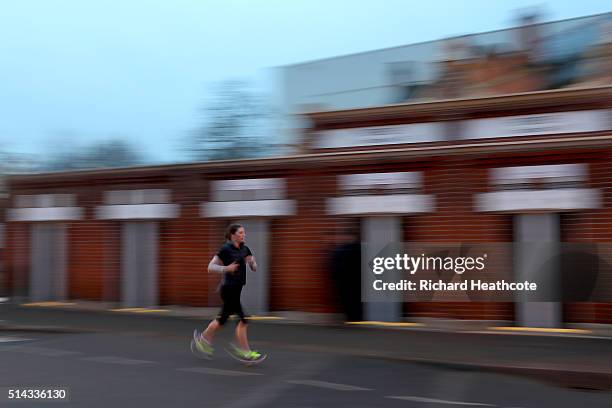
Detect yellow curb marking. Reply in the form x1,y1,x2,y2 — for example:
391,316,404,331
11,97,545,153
345,321,425,328
21,302,77,307
489,326,591,334
109,308,170,313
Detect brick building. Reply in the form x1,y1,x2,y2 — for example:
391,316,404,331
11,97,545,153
5,86,612,326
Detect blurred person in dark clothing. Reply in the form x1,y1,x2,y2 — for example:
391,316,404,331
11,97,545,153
329,227,363,322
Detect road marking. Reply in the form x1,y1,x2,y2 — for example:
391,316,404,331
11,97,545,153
386,396,495,406
345,321,425,328
0,337,32,343
287,380,372,391
177,367,263,377
20,301,77,307
488,326,591,334
0,345,84,357
466,330,606,340
81,356,158,365
109,308,170,313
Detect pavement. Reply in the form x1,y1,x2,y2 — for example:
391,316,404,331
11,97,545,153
2,301,612,392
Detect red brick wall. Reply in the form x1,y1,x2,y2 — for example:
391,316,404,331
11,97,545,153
559,150,612,323
268,171,340,312
68,187,107,300
158,175,210,306
401,157,514,320
6,146,612,322
6,222,29,298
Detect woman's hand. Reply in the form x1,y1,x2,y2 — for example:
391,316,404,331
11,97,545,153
245,255,257,272
225,261,240,273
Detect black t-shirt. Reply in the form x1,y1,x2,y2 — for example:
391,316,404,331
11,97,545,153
217,241,253,287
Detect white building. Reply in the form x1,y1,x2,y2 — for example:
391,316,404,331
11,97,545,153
276,12,612,150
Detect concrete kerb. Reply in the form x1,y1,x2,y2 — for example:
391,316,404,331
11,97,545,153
4,301,612,339
0,323,97,334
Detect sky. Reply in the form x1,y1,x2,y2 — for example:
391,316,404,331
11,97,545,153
1,1,610,164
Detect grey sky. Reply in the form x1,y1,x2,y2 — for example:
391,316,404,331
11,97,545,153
1,1,610,163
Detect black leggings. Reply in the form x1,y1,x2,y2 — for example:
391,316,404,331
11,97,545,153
217,285,248,325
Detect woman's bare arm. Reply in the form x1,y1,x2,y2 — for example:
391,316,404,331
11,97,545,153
208,255,226,273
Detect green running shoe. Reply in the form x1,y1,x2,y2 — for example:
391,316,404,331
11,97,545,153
192,329,214,358
229,344,262,361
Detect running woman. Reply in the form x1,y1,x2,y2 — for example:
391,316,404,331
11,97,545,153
193,224,264,362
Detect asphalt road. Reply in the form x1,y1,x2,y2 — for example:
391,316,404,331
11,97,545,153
1,327,611,408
